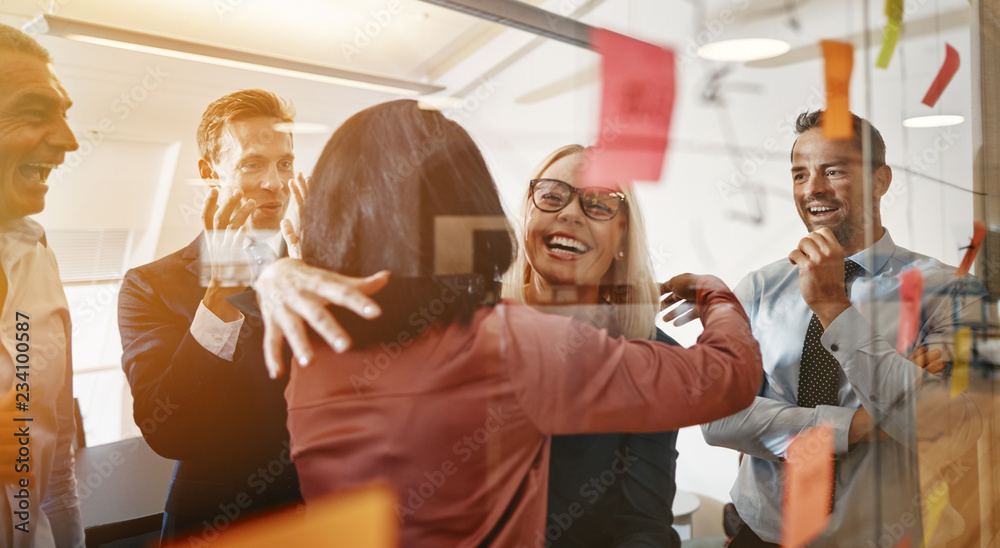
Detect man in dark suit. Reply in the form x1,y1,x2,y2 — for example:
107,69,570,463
118,89,304,543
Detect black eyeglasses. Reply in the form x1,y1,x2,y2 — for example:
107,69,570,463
529,179,626,221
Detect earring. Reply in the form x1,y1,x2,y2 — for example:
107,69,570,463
617,250,625,258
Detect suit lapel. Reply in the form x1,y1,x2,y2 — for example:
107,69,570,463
184,234,204,278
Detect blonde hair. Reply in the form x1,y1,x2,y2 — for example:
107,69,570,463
502,145,658,340
197,89,295,165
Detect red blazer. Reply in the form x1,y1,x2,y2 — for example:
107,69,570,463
287,284,761,547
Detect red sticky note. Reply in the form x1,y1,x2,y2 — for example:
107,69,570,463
896,534,912,548
956,221,986,276
583,28,676,185
821,40,854,140
896,269,924,353
782,425,834,548
921,44,960,107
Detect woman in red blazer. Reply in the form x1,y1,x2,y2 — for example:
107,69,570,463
268,99,762,547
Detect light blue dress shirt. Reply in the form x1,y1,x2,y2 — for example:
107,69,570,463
702,230,988,547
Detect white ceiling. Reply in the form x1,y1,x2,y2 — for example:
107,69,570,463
0,0,980,271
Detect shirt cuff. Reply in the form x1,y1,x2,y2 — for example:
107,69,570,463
814,404,857,456
191,301,244,361
819,306,871,367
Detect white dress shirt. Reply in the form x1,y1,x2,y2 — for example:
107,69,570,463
0,217,84,548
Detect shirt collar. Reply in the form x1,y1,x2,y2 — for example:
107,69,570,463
244,232,284,256
847,228,896,276
0,217,47,270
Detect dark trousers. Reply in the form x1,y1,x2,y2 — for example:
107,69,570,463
728,522,780,548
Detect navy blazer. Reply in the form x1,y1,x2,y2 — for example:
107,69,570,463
545,328,682,547
118,236,300,538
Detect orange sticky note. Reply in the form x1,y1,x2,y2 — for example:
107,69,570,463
167,483,399,548
952,327,971,398
821,40,854,140
896,269,924,354
584,28,676,185
896,534,912,548
956,221,986,277
781,425,834,548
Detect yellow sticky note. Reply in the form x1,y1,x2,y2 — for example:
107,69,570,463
876,0,903,68
923,481,949,547
952,327,971,398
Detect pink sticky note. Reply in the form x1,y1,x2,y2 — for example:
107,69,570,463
896,269,924,353
921,44,960,107
583,28,676,185
782,425,834,548
956,221,986,277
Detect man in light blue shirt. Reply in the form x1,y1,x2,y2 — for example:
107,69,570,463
702,110,988,547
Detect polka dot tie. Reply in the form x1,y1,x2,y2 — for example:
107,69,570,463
796,258,861,511
796,259,861,408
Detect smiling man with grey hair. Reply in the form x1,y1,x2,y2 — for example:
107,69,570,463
0,22,85,548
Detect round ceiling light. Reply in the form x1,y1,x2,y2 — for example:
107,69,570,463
697,38,791,62
902,115,965,128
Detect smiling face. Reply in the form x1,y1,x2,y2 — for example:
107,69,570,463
791,128,890,255
202,116,293,232
0,51,78,224
524,153,627,301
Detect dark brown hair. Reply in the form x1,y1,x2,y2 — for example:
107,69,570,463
792,109,887,168
301,100,514,347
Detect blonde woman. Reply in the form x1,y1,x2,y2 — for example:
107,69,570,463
503,144,681,547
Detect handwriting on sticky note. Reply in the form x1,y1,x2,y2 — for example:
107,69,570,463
166,483,398,548
896,269,924,354
876,0,903,68
952,327,971,398
821,40,854,140
922,44,960,107
781,425,834,548
583,28,676,185
956,221,986,277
